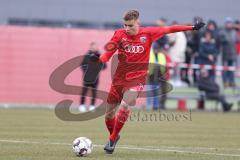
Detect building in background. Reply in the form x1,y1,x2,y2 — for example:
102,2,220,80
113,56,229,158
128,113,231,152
0,0,239,29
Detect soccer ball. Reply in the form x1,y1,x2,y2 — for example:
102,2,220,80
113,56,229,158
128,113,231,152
72,137,93,157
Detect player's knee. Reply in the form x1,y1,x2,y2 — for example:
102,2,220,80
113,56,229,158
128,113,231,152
122,90,138,106
120,101,130,109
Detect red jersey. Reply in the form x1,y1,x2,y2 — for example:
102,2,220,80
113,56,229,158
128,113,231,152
100,25,192,85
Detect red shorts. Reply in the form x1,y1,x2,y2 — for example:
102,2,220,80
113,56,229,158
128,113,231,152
107,80,145,104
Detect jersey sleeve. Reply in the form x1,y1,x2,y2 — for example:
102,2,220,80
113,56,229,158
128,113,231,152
147,25,193,42
100,31,121,63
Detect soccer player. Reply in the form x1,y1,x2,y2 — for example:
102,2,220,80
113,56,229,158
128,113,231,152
92,10,204,154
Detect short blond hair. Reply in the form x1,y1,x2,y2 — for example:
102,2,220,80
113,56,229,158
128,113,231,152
123,10,139,21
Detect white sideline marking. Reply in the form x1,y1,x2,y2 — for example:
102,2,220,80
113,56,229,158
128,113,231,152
117,144,240,151
0,139,240,157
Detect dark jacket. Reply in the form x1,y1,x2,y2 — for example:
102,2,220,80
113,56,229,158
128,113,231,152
198,76,219,94
81,50,106,85
201,20,220,53
198,38,218,65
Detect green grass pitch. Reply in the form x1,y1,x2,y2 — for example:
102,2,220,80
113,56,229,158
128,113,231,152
0,108,240,160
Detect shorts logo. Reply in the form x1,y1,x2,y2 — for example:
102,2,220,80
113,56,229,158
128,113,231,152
140,36,147,43
124,45,145,53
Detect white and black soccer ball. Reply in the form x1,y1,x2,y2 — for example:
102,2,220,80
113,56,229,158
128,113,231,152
72,137,93,157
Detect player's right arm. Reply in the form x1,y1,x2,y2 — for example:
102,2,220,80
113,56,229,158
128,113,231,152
99,31,122,63
89,30,121,63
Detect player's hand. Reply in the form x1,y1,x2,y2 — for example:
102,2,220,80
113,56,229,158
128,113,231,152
193,21,205,30
89,54,100,62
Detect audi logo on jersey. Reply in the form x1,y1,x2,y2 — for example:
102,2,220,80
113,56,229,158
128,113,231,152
124,44,145,54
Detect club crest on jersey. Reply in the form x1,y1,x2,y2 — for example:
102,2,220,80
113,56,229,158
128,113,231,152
122,38,127,41
140,36,147,43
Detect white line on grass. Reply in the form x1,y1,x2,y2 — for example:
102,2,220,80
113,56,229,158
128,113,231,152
0,139,240,157
0,139,70,146
117,144,240,151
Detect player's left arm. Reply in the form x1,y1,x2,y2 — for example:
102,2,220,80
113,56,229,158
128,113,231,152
162,21,205,34
150,21,205,41
161,25,193,34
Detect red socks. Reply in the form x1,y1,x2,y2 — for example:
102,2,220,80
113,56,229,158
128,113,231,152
105,117,115,134
109,108,130,141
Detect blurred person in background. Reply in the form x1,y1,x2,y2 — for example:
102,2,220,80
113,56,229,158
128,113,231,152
192,17,204,86
167,21,187,87
155,18,170,51
183,28,197,86
219,17,237,88
235,20,240,70
146,43,171,110
146,18,170,110
202,20,220,52
199,20,220,81
198,31,218,80
79,42,106,112
198,69,233,112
